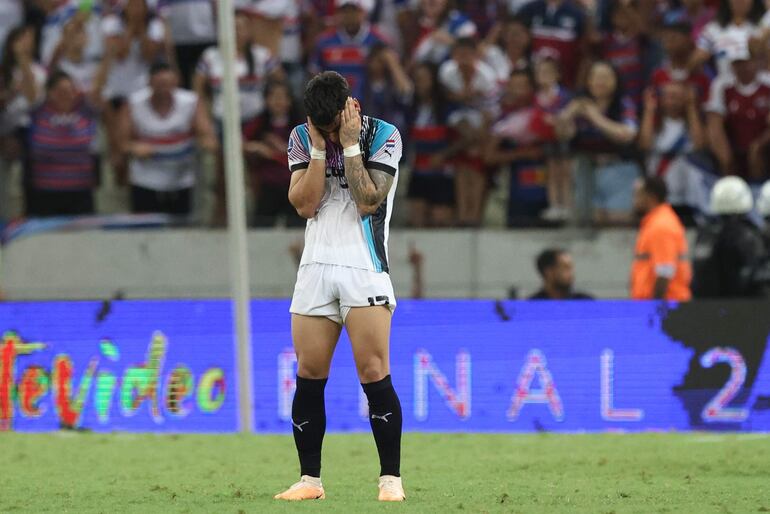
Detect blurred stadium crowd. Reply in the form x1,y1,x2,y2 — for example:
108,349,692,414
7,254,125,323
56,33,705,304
3,0,770,231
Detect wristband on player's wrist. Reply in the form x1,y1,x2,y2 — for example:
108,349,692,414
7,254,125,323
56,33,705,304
310,147,326,160
343,143,361,158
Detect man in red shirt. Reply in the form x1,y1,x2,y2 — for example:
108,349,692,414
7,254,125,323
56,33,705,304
651,12,712,103
630,177,692,301
705,43,770,180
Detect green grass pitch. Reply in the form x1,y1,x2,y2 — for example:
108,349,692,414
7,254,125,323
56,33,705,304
1,432,768,513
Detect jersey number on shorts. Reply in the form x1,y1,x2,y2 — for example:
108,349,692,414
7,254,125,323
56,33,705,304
368,295,390,306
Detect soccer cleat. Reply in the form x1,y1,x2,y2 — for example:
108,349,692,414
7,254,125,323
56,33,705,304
378,475,405,502
274,475,325,500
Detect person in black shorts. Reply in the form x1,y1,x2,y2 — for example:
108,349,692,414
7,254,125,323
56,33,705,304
406,62,455,227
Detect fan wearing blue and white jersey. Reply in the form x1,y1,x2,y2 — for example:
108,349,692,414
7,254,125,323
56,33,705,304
275,71,406,503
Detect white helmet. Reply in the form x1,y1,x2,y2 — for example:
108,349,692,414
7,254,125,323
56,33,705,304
757,180,770,218
710,176,753,215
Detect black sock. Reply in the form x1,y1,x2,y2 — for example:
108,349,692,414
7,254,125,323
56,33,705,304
292,376,327,478
362,375,402,477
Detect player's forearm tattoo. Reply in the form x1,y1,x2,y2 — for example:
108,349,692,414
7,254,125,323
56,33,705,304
345,155,393,209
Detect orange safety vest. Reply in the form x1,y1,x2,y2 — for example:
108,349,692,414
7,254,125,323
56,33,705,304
630,204,692,301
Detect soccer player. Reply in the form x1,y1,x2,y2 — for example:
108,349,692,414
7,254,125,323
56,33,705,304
274,71,405,502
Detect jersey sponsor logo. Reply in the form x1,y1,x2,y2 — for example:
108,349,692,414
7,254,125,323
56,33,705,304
368,295,390,306
326,166,349,188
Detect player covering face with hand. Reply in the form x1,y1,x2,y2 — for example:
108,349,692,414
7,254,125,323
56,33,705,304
274,71,405,502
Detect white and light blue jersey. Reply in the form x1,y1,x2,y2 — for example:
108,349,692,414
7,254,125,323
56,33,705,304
287,115,402,273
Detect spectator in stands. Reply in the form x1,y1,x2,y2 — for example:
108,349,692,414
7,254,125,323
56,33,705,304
518,0,589,88
439,37,499,227
705,43,770,181
195,10,281,224
311,0,388,100
242,80,304,227
650,13,712,103
534,52,571,223
639,82,707,226
692,176,766,297
630,176,692,300
361,43,412,135
157,0,217,88
100,3,169,184
0,25,47,214
246,0,307,98
691,0,764,78
0,1,23,58
26,71,102,217
486,69,549,227
38,1,103,67
121,62,218,216
556,61,639,226
406,62,454,228
529,248,593,299
409,0,477,65
194,10,281,129
456,0,500,37
601,0,647,108
674,0,716,42
49,17,99,93
482,15,531,88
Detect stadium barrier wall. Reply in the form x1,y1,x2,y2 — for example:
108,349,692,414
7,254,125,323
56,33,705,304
1,299,769,433
0,229,657,300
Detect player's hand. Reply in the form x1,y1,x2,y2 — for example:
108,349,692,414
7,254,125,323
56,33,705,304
306,116,325,151
339,97,361,148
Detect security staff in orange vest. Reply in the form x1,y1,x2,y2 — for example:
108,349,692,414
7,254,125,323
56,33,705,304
630,177,692,300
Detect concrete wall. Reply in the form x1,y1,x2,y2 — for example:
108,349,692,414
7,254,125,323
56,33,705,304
0,228,676,300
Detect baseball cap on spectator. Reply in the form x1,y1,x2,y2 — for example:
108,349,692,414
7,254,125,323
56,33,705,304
661,9,692,34
335,0,374,13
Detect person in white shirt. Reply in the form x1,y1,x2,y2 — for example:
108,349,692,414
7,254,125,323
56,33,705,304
0,25,46,223
0,0,23,58
638,82,708,224
157,0,216,88
438,36,499,226
120,62,217,216
274,71,406,503
100,1,168,184
690,0,764,77
245,0,306,97
39,0,104,67
193,10,281,126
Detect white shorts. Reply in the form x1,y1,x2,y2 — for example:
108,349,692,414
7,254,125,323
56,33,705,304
289,263,397,324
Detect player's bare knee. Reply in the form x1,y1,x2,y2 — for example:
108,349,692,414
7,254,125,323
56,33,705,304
297,362,329,380
358,357,388,383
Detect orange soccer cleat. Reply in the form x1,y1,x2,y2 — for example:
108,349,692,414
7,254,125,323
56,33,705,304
274,476,326,501
378,475,405,502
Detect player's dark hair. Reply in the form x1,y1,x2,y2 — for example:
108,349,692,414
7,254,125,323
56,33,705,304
303,71,350,127
536,248,566,277
642,176,668,203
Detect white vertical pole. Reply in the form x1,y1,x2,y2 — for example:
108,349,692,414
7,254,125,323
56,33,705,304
216,0,254,433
